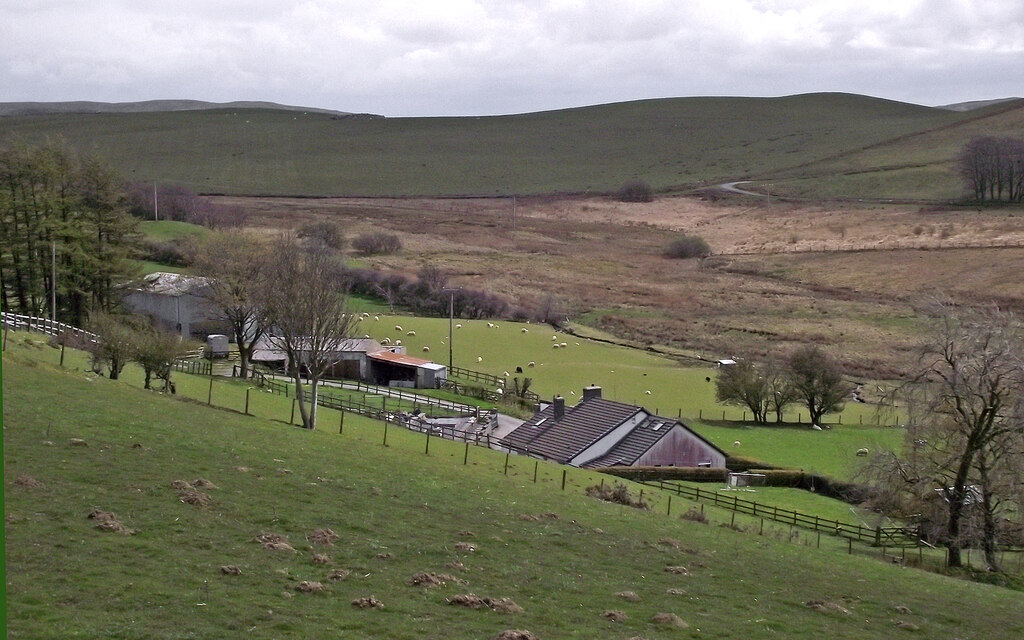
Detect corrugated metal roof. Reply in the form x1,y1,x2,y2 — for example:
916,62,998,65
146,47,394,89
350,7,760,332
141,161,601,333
502,397,641,464
368,350,436,368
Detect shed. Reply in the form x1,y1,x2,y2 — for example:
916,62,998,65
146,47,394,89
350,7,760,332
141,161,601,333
124,272,225,339
367,350,448,388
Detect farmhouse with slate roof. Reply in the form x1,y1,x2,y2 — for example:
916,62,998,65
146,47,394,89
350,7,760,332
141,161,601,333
502,385,726,469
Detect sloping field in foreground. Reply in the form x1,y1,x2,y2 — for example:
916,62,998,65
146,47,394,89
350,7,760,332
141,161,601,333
4,343,1023,639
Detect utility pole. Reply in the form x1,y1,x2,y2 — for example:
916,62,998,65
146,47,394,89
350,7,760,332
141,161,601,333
51,240,57,323
153,182,159,221
512,194,516,231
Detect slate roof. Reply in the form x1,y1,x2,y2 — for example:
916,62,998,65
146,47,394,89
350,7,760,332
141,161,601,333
501,397,642,464
132,271,210,296
368,350,439,368
580,415,680,468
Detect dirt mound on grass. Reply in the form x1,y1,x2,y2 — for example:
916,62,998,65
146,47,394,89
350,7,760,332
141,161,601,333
308,528,339,545
177,489,212,507
409,572,466,587
193,478,218,489
256,532,296,552
615,591,641,601
805,599,851,615
445,560,467,571
220,565,242,575
351,596,384,609
14,474,44,488
666,587,687,596
517,512,559,521
492,631,538,640
454,542,477,552
171,479,194,491
311,553,331,565
87,510,136,535
651,612,688,628
448,594,523,613
601,610,628,622
664,566,690,575
294,581,326,593
69,438,88,447
326,569,350,581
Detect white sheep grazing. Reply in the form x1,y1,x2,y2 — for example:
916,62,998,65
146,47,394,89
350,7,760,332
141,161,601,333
856,448,869,457
476,356,483,363
811,424,823,431
644,390,651,395
487,322,494,328
560,342,568,347
552,343,560,349
495,387,503,395
527,361,536,367
422,346,430,352
733,440,741,447
395,325,403,332
503,371,510,377
521,328,529,333
396,339,402,345
374,315,380,321
381,337,391,345
552,335,558,341
455,323,462,329
363,334,370,339
406,330,416,336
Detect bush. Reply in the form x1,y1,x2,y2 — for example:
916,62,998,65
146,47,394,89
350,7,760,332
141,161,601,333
600,466,729,483
352,232,402,255
298,220,345,250
618,179,653,203
663,234,711,259
585,482,649,510
138,239,190,267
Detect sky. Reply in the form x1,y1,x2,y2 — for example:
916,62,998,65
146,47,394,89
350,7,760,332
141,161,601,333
2,0,1022,117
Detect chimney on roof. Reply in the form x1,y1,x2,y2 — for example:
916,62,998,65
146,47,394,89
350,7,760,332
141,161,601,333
553,396,565,420
582,385,602,402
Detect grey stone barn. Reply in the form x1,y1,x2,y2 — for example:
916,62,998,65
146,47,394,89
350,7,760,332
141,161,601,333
124,272,226,339
502,386,727,469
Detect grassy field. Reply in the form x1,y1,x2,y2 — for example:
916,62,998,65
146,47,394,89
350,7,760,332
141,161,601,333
5,336,1024,639
138,220,212,242
1,93,1002,199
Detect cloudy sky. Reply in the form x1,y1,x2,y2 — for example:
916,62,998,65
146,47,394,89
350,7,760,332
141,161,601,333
2,1,1021,116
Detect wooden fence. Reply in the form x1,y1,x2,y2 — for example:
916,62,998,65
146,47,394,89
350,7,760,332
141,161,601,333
1,312,98,344
641,479,921,547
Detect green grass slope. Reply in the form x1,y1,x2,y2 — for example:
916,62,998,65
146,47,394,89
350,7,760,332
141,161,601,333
5,340,1024,638
0,94,965,198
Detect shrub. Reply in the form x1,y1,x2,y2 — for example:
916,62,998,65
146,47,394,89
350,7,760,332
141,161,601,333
680,508,708,524
352,232,402,255
663,234,711,259
138,239,190,267
298,220,345,250
585,482,649,510
618,179,653,203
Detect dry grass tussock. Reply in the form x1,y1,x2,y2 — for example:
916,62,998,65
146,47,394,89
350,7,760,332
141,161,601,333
601,609,628,622
409,571,467,587
651,612,688,628
14,474,44,489
585,483,649,510
255,532,295,552
492,630,538,640
308,528,339,545
294,581,326,594
351,596,384,609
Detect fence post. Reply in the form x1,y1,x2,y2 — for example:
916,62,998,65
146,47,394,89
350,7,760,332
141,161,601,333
722,410,725,421
382,421,389,447
464,440,469,465
207,375,214,405
245,388,251,415
533,460,538,483
874,527,881,547
290,399,296,425
339,408,345,434
425,430,430,455
60,341,66,367
667,495,672,516
503,452,509,475
848,538,853,554
561,469,566,491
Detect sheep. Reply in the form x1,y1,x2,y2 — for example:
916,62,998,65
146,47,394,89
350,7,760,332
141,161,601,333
381,337,391,345
527,361,536,367
552,335,558,341
856,448,869,457
406,330,416,336
521,328,529,333
374,315,380,321
422,346,430,352
476,356,483,363
495,387,503,395
811,424,823,431
560,342,568,347
455,323,462,329
487,322,494,328
644,390,651,395
395,339,402,345
733,440,742,447
552,343,560,349
503,371,510,377
394,325,403,332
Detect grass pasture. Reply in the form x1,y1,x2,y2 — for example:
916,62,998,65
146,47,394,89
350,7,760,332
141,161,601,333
138,220,212,242
5,335,1024,638
0,94,996,200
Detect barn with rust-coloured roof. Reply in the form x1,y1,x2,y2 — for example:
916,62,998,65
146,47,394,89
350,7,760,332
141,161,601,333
502,386,726,469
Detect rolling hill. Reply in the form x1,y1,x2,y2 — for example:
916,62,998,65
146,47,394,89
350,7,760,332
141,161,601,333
2,93,1018,199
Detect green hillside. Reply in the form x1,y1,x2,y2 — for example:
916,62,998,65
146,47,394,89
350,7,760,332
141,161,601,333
5,337,1024,638
0,93,982,198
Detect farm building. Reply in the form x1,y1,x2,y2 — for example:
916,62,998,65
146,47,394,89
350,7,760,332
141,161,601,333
124,272,226,339
250,337,447,389
502,386,726,469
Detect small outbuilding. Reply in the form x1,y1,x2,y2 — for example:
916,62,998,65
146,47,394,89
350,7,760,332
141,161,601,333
124,272,225,339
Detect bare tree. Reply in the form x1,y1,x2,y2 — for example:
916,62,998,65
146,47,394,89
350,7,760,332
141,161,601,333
868,304,1024,569
88,312,138,380
785,345,852,426
958,136,1024,202
132,324,191,390
765,359,798,423
190,232,266,379
715,361,770,424
254,237,354,429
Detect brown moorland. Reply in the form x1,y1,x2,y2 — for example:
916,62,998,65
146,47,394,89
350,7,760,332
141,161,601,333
217,194,1024,379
